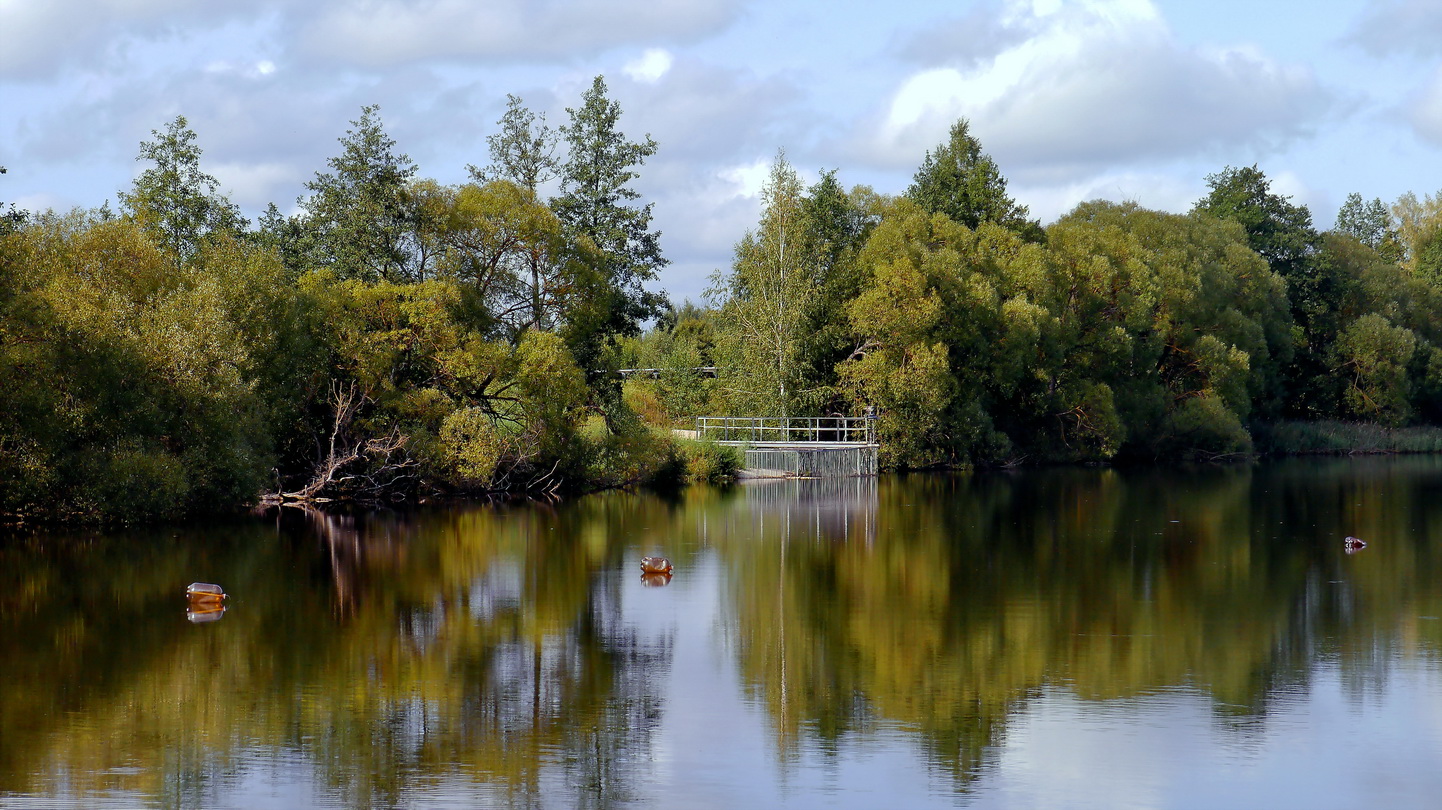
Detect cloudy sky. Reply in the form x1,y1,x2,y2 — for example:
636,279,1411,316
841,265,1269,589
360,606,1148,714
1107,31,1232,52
2,0,1440,304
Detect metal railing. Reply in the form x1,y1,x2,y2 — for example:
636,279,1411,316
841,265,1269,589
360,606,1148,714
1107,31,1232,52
695,416,876,445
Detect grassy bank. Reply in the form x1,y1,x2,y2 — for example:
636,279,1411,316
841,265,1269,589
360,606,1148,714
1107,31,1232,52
1256,421,1442,455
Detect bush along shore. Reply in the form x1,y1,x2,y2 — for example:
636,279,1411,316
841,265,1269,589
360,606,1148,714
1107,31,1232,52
4,88,1442,522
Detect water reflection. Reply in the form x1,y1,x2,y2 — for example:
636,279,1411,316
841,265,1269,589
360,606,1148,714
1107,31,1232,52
1,459,1441,808
717,460,1442,796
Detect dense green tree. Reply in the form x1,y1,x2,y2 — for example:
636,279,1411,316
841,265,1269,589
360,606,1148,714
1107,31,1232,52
1334,192,1403,262
116,115,247,264
794,172,879,410
1335,313,1416,425
465,96,570,335
1393,190,1442,284
552,76,667,358
1195,165,1336,418
837,198,996,467
425,179,597,340
905,118,1042,241
0,214,304,520
298,105,420,282
1195,165,1318,298
1053,202,1292,456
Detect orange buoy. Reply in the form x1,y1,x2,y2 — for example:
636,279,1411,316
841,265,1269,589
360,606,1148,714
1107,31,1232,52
640,556,674,575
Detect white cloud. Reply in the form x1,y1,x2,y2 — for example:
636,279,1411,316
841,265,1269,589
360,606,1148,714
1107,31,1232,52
0,0,245,79
1346,0,1442,58
894,1,1037,70
608,58,807,162
292,0,745,68
718,159,771,200
1016,169,1201,223
10,191,71,214
211,161,302,210
1411,67,1442,146
625,49,675,84
853,0,1334,183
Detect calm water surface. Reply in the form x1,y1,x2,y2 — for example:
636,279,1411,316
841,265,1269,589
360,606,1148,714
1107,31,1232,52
3,458,1442,809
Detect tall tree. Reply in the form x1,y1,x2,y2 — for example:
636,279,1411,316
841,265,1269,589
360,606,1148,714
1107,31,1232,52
1334,192,1402,262
1195,165,1335,417
299,105,419,282
906,118,1042,241
1393,190,1442,284
469,95,559,193
795,170,876,409
552,75,667,361
468,95,569,332
117,115,246,263
711,153,818,417
1195,165,1317,282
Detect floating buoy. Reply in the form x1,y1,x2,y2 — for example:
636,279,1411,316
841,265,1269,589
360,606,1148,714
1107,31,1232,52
1344,536,1366,554
186,582,227,601
186,605,226,623
640,556,674,575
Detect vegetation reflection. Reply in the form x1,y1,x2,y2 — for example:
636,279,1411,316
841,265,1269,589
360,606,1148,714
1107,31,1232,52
713,460,1442,784
0,503,673,809
3,462,1441,805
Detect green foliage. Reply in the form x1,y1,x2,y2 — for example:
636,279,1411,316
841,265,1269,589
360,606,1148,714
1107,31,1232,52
469,94,559,192
1334,192,1403,262
553,76,667,357
1335,313,1417,425
674,438,741,484
1195,165,1317,280
117,115,247,264
905,118,1042,241
710,154,820,417
297,105,420,282
0,215,292,520
1392,190,1442,284
619,303,720,426
825,197,1291,467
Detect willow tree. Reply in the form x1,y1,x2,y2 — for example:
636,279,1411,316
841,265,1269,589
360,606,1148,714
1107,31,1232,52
710,154,819,417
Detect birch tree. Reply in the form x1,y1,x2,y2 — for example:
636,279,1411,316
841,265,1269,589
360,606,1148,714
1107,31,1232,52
711,153,817,417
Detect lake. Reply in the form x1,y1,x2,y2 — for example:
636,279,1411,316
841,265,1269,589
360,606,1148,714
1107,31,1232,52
3,458,1441,809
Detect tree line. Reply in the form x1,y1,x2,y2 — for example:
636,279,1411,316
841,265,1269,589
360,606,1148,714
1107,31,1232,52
636,121,1442,469
0,78,729,522
3,82,1442,520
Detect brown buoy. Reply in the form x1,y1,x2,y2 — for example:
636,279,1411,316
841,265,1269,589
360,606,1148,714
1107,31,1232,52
186,582,227,601
640,556,674,575
185,582,227,623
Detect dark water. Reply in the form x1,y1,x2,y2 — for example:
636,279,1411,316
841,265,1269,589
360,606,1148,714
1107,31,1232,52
3,458,1442,809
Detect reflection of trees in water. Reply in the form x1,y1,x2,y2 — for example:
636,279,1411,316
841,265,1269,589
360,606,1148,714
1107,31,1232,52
716,461,1442,787
0,503,673,809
